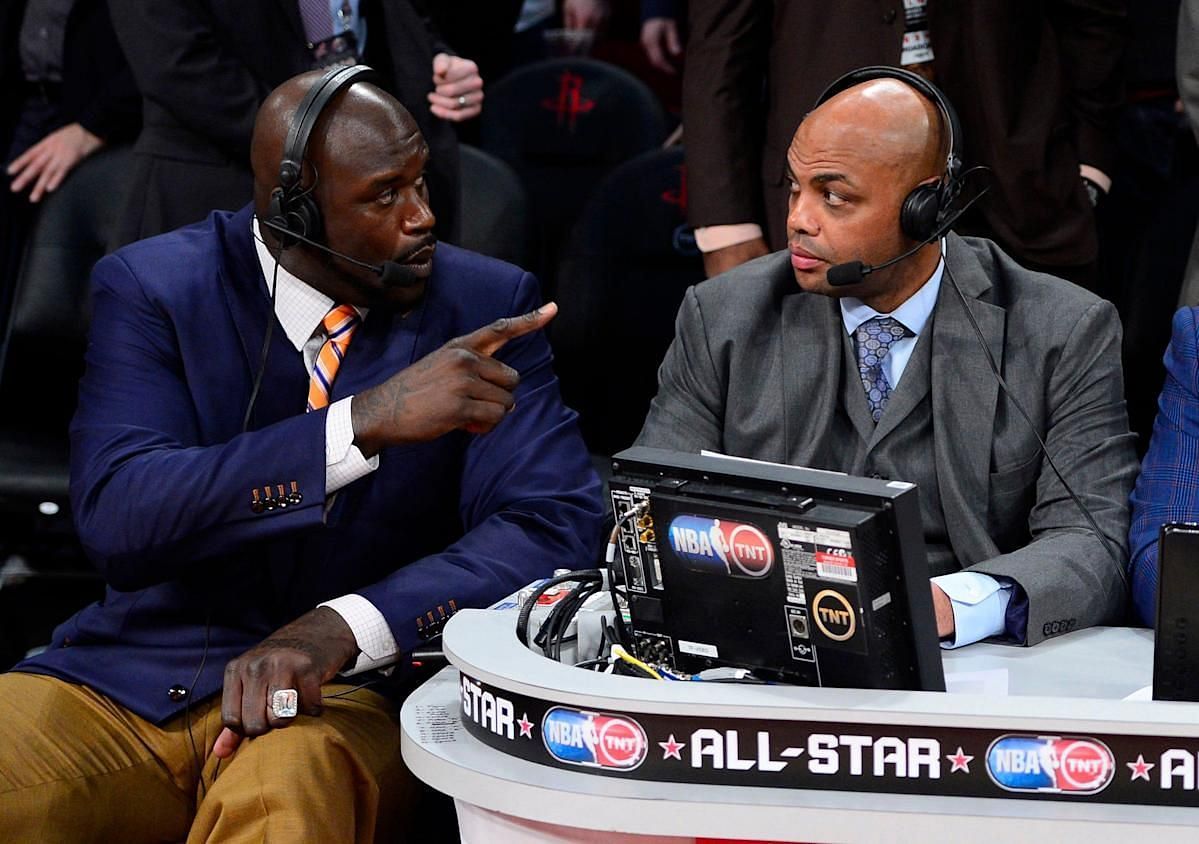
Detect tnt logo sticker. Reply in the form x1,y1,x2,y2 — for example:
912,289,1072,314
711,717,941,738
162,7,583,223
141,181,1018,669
808,586,866,654
812,589,855,640
667,515,774,577
541,707,648,771
986,735,1115,795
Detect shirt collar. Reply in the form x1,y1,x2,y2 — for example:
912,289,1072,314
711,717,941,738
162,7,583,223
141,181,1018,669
839,238,945,337
252,216,367,352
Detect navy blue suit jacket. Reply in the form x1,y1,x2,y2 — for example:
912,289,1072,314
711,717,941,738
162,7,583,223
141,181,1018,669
17,205,604,723
1129,306,1199,626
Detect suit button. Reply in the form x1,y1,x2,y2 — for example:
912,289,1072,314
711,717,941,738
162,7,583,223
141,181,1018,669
882,8,897,23
288,492,303,505
264,498,276,511
251,500,264,514
168,685,189,702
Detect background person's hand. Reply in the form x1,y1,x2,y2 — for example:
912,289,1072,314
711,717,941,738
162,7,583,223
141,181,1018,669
350,303,558,457
429,53,484,122
213,607,359,758
640,17,682,74
7,123,102,202
564,0,609,31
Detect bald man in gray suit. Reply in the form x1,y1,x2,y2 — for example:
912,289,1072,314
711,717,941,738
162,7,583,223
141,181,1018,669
636,72,1138,647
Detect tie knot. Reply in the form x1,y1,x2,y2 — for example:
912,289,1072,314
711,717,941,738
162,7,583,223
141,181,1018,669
322,304,360,339
855,316,908,364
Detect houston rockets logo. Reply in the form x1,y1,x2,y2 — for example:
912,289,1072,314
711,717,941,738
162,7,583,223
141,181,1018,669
661,164,688,216
667,515,774,577
541,70,595,131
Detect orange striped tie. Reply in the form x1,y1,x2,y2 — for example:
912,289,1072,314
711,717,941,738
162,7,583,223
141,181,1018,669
307,304,361,412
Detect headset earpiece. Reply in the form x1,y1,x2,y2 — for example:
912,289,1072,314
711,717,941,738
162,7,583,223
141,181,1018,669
900,182,944,242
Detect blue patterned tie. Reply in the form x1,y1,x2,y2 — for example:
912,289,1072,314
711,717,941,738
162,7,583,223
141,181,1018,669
855,316,909,423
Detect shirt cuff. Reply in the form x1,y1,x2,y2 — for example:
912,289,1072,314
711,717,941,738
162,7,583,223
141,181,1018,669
931,571,1012,649
325,396,379,495
1079,164,1112,194
318,593,400,675
693,223,765,253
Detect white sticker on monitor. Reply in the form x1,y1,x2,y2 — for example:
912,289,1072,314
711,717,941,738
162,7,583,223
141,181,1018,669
678,639,719,658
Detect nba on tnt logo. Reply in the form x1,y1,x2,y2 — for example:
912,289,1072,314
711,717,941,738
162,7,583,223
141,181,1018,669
667,515,775,577
541,707,648,771
986,735,1115,794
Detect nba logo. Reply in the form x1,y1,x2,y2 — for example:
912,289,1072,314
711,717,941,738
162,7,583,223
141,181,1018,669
668,515,775,578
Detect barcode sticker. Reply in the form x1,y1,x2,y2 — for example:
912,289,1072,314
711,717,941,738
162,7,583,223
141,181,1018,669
815,550,857,582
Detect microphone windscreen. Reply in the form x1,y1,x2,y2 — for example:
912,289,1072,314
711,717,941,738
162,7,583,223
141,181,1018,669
827,261,867,287
378,260,424,288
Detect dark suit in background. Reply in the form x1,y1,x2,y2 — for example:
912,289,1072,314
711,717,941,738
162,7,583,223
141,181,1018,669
636,235,1139,645
107,0,461,244
683,0,1126,283
0,0,140,158
0,0,140,320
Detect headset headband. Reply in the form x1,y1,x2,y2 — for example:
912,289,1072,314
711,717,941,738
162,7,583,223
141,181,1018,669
813,66,963,185
278,64,380,192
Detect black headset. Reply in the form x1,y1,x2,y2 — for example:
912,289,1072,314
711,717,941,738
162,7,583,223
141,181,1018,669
265,64,380,247
813,66,965,243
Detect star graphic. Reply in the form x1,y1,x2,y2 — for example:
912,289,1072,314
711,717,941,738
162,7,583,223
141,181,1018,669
1127,754,1155,782
659,734,685,761
947,747,974,774
517,713,534,739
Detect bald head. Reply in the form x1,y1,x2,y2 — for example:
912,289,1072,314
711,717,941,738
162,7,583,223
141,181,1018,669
251,70,422,213
799,78,946,188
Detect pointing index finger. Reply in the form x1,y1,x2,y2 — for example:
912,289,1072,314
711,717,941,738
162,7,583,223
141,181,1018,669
459,302,557,357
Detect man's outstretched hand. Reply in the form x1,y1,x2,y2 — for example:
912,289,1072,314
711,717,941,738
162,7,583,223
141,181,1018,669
350,303,557,457
213,607,359,758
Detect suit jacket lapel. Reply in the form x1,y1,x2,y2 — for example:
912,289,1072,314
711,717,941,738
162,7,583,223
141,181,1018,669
217,206,309,433
869,325,933,448
931,233,1004,564
780,291,846,466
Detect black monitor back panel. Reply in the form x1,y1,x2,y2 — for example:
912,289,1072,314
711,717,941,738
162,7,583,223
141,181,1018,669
608,447,945,692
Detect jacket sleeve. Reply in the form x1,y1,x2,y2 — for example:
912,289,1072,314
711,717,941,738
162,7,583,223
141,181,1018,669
107,0,266,164
635,285,727,454
1047,0,1127,176
356,271,606,658
1128,307,1199,626
969,298,1140,645
682,0,770,229
69,253,331,591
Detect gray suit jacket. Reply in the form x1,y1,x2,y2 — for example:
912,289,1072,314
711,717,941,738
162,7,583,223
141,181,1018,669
636,233,1139,646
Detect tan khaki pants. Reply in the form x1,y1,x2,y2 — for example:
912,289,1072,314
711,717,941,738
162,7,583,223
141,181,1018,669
0,672,418,843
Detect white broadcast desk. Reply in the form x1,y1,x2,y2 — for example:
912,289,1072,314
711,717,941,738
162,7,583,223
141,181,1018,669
401,610,1199,843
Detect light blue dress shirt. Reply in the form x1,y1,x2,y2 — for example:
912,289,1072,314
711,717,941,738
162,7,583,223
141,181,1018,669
837,241,1011,649
327,0,366,52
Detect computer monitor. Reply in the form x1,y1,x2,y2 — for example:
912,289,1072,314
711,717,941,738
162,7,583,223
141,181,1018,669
608,446,945,692
1153,522,1199,701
